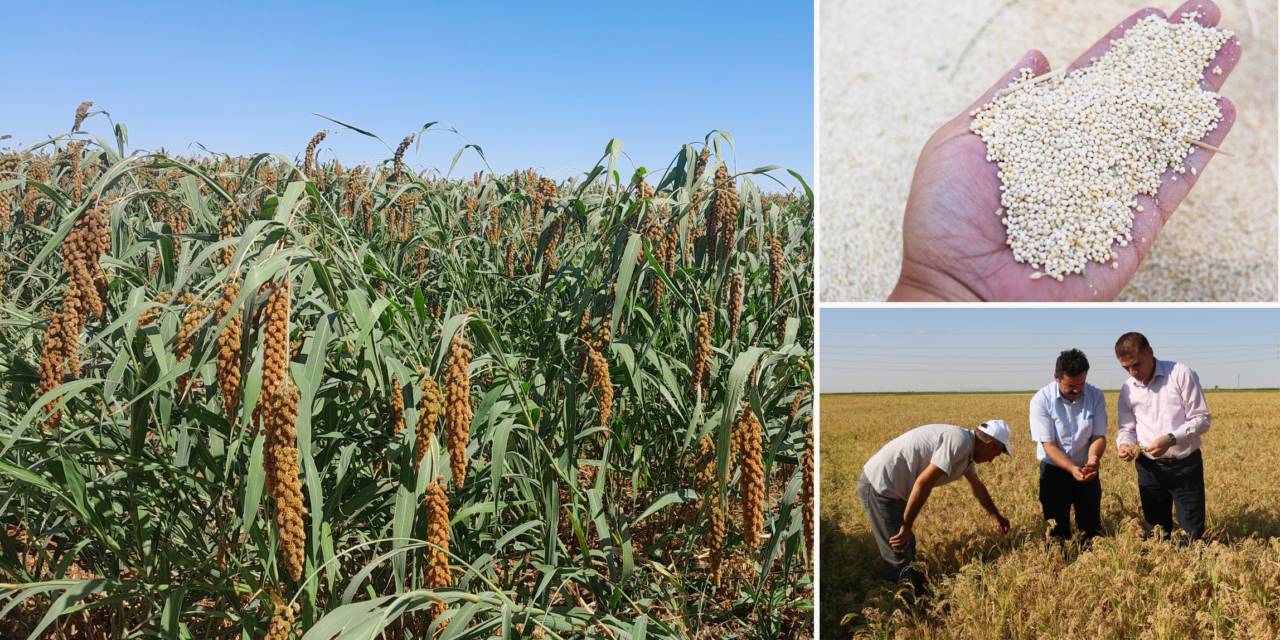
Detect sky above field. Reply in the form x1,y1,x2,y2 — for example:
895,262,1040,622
820,308,1280,393
0,1,812,191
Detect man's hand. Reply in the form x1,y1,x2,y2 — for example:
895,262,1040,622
890,525,913,550
1070,465,1089,482
1118,444,1138,462
1146,434,1176,458
992,512,1010,534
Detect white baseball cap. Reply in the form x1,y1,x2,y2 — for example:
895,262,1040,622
977,420,1013,457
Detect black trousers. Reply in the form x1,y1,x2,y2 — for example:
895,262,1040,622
1135,449,1206,543
1038,462,1102,541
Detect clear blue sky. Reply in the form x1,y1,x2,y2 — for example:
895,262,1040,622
820,308,1280,393
0,1,812,189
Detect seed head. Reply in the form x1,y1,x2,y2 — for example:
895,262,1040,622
423,476,452,620
691,311,712,400
264,380,306,582
727,273,744,338
733,403,765,549
216,280,243,421
587,347,613,428
415,374,443,468
444,333,473,487
72,101,92,132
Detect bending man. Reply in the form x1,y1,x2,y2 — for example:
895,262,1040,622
857,421,1013,594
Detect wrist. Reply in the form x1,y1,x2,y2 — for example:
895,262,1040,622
1166,433,1177,447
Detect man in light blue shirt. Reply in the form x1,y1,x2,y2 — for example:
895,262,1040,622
1029,348,1107,542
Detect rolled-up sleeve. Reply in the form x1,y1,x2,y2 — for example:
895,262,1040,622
1090,389,1108,437
1175,366,1211,440
1029,390,1056,443
1117,385,1137,447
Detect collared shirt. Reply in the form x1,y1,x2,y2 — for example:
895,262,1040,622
862,424,977,501
1117,359,1211,459
1029,381,1107,466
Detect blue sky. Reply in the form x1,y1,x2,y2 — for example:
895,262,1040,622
0,1,812,190
820,308,1280,393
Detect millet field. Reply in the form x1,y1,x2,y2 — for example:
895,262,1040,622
0,104,815,639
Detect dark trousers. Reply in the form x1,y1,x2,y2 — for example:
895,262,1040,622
856,474,924,594
1135,449,1206,543
1038,462,1102,541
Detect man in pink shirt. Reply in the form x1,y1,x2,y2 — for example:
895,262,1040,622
1114,332,1211,542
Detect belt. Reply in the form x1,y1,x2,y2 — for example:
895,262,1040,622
1144,449,1200,465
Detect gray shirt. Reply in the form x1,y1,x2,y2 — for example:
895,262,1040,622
862,424,977,501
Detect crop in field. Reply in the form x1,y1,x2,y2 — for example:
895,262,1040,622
821,391,1280,640
0,105,814,638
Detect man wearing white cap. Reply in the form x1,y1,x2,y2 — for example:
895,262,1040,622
856,420,1013,593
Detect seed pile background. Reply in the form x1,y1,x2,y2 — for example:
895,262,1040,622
970,15,1233,280
820,0,1277,301
0,106,814,638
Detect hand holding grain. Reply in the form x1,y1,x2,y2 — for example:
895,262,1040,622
890,0,1242,302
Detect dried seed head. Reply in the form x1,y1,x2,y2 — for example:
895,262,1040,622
263,591,299,640
390,374,405,434
0,187,11,232
423,476,451,621
303,131,326,181
175,294,212,395
139,291,173,327
262,276,291,400
587,347,613,428
393,134,413,179
444,333,473,487
72,101,92,132
691,311,712,400
634,177,654,200
727,273,744,338
216,280,243,421
264,380,306,582
67,142,86,206
713,164,739,260
415,374,443,468
254,160,275,194
216,199,242,267
733,402,764,549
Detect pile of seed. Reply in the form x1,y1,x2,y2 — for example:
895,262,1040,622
970,13,1233,280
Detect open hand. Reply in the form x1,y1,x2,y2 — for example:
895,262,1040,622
889,0,1242,302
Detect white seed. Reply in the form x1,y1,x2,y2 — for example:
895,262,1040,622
969,15,1232,281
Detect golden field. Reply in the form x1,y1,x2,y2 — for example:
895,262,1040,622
820,391,1280,639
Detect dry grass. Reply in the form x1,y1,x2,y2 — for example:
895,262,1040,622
821,390,1280,639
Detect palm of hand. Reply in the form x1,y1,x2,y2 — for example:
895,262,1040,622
901,119,1141,301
